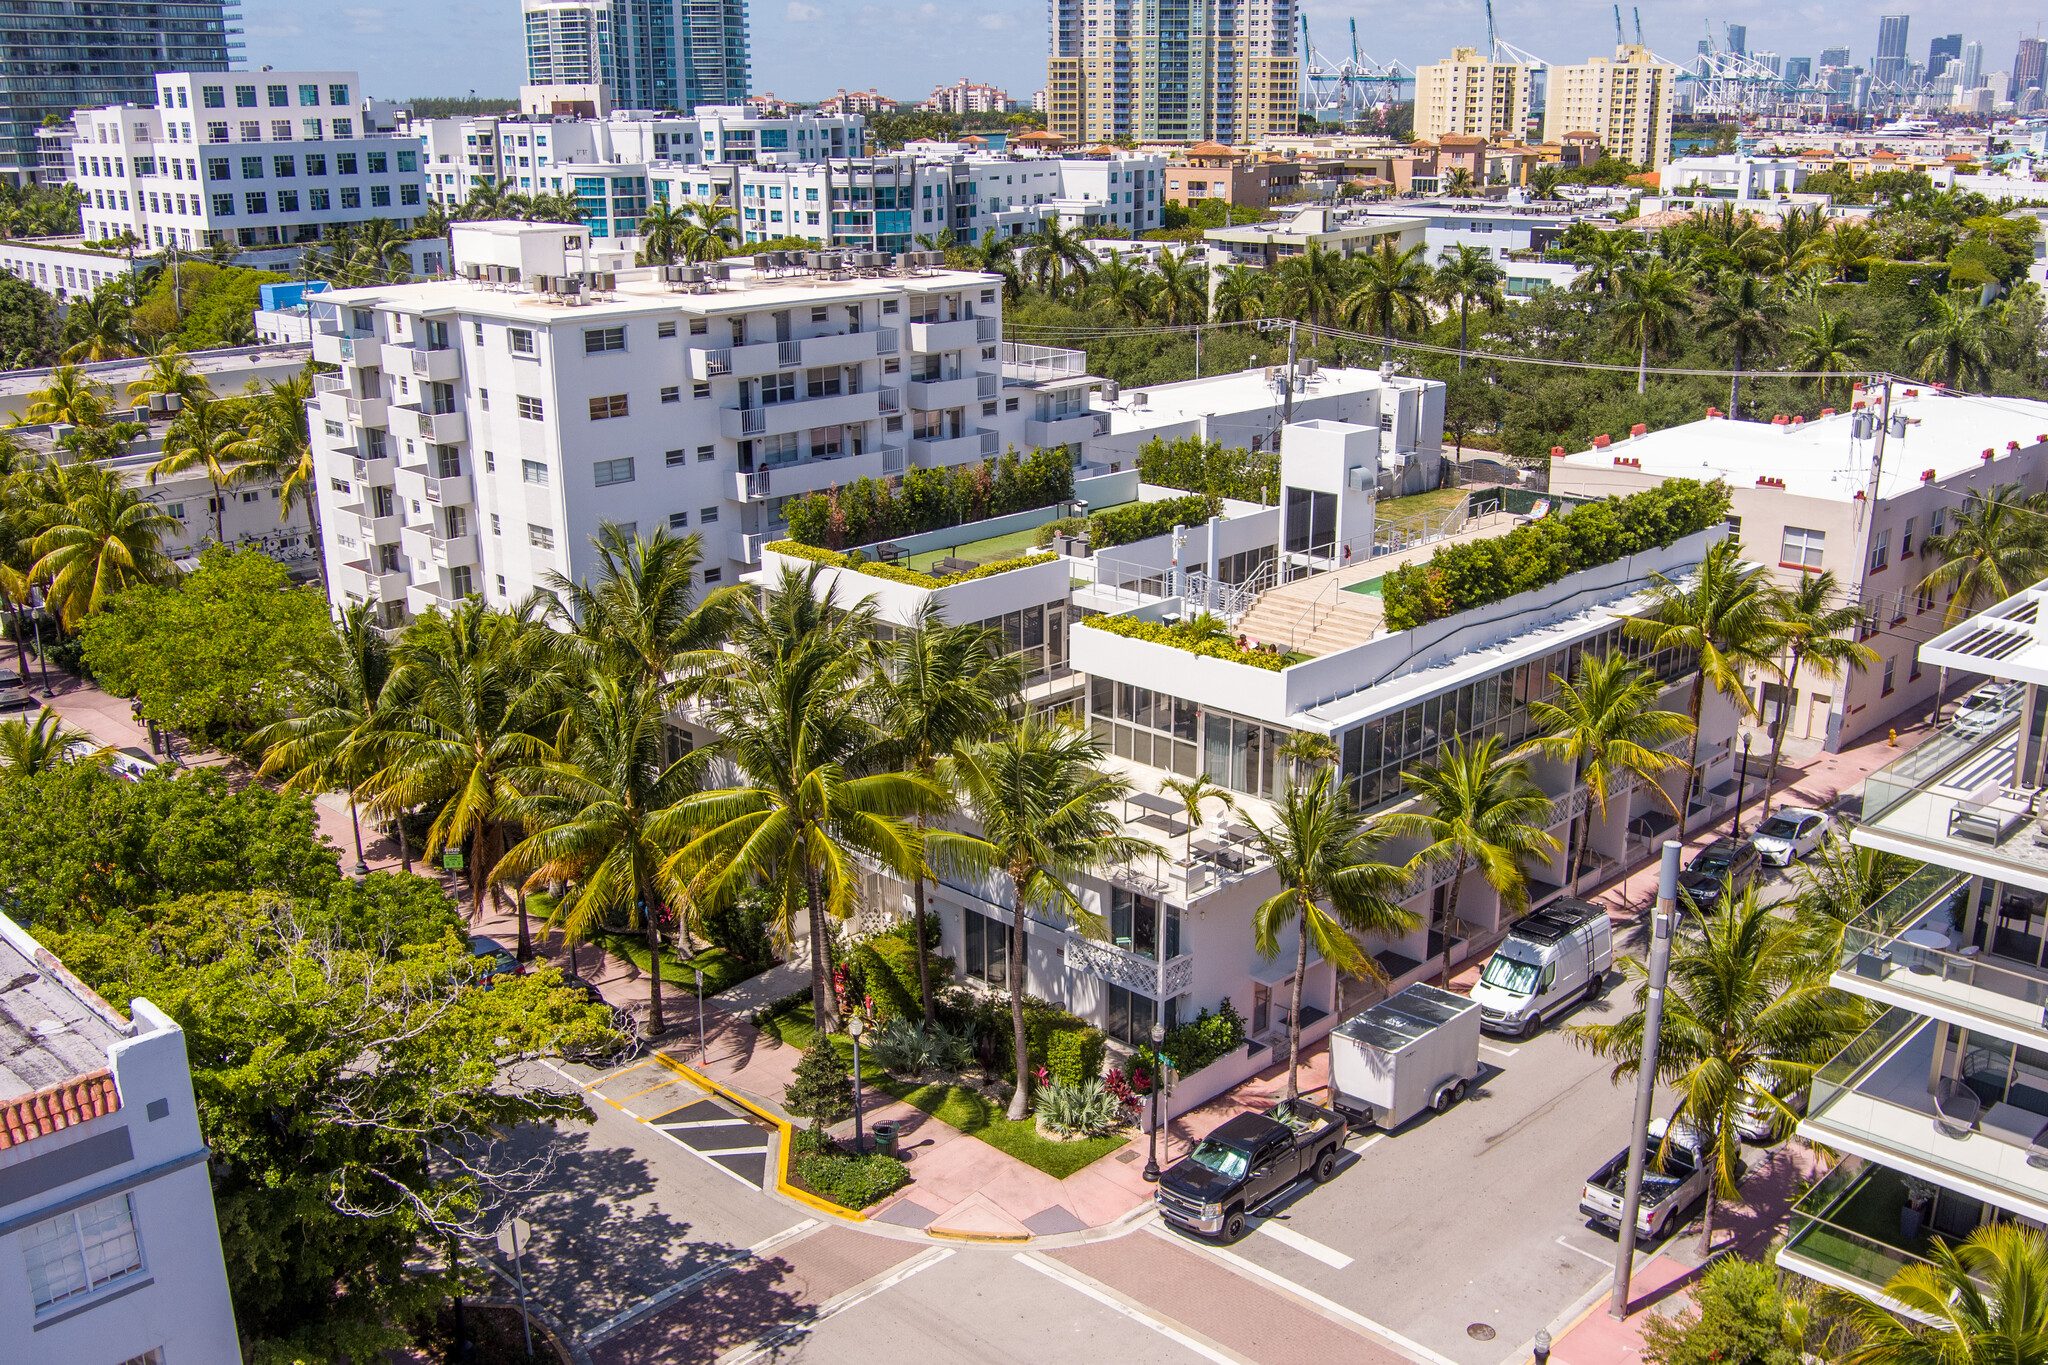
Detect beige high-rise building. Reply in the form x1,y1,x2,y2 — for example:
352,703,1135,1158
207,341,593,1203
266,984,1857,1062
1046,0,1299,146
1541,44,1678,168
1414,47,1531,143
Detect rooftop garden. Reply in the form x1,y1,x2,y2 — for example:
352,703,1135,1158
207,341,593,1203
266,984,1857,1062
1134,433,1278,505
1380,478,1731,631
783,447,1074,549
766,540,1056,588
1035,492,1224,552
1076,611,1302,670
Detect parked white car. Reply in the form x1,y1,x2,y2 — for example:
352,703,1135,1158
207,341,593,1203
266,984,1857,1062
1952,682,2024,736
1751,807,1833,866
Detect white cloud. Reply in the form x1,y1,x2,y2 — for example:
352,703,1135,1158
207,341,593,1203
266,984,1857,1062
786,1,823,18
342,7,388,35
978,12,1011,28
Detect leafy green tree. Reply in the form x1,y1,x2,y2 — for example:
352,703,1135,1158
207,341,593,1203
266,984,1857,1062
1625,538,1782,834
0,705,85,773
28,468,179,627
1385,735,1559,986
1642,1256,1804,1365
1432,243,1505,371
0,270,55,366
1524,651,1691,891
80,546,335,739
785,1039,855,1124
1758,572,1875,821
43,889,610,1365
1246,769,1417,1098
227,366,322,594
1571,892,1867,1253
944,718,1150,1119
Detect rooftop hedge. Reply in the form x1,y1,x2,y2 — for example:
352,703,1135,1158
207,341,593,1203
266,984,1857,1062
765,540,1056,588
1379,478,1731,631
1074,613,1293,670
782,447,1073,548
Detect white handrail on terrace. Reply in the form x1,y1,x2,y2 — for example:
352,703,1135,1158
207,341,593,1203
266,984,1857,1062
1000,341,1089,382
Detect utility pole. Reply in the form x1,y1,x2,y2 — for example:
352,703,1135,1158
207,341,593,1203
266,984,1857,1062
1609,840,1681,1320
1282,319,1298,427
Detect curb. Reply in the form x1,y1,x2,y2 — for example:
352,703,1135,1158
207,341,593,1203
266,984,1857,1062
925,1225,1032,1244
652,1052,866,1224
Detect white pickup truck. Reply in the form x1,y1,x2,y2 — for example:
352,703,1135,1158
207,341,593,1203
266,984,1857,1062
1579,1118,1725,1241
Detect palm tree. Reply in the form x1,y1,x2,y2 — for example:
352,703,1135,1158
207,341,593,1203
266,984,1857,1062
60,287,133,363
1786,311,1873,404
1385,736,1560,987
1771,204,1830,277
1524,652,1692,893
671,565,935,1035
944,718,1151,1119
1919,481,2048,624
22,366,110,427
635,198,691,266
1443,168,1476,196
1827,1224,2048,1365
0,706,83,774
1571,892,1869,1253
255,603,393,885
228,366,321,592
499,673,699,1037
1274,242,1351,328
28,476,178,627
963,235,1024,302
151,394,248,543
1152,248,1207,325
871,604,1025,1024
1905,294,1996,389
1161,772,1236,864
1698,272,1786,415
1528,165,1564,200
1816,221,1877,283
1624,538,1783,835
361,600,564,923
537,521,738,701
1022,214,1094,297
1609,264,1693,396
1087,256,1154,323
678,199,741,262
1211,262,1268,322
125,346,213,409
1432,244,1505,373
1759,573,1875,821
1247,769,1418,1100
1341,238,1432,363
1570,231,1636,300
1788,833,1920,962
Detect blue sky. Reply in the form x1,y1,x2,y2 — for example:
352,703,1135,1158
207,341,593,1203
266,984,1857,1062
244,2,2043,104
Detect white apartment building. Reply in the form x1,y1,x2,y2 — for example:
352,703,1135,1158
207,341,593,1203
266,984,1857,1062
307,221,1099,628
1047,0,1300,147
1659,152,1814,200
1550,388,2048,751
1413,48,1533,144
417,106,867,208
1780,580,2048,1310
0,240,150,303
921,80,1013,115
1356,200,1598,297
1542,45,1679,169
65,69,428,254
0,910,239,1364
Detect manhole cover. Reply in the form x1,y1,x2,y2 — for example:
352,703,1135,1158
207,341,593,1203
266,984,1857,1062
1468,1325,1497,1342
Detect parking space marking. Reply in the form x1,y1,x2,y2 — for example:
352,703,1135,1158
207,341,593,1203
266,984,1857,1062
1256,1221,1355,1269
1555,1236,1612,1266
1348,1133,1387,1152
1479,1042,1522,1058
718,1246,955,1364
1149,1224,1464,1365
659,1117,761,1130
1016,1250,1250,1365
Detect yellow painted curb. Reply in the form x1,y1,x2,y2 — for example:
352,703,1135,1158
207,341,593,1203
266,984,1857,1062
925,1226,1031,1244
653,1052,866,1223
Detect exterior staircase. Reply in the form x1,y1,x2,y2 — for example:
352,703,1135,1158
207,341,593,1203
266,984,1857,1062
1232,589,1382,658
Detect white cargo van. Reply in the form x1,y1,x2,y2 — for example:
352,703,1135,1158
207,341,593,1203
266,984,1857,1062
1470,900,1613,1038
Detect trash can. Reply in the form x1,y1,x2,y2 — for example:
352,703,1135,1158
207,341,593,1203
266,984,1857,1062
870,1120,900,1158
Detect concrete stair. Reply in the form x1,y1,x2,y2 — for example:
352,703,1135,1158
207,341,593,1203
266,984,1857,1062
1233,590,1381,657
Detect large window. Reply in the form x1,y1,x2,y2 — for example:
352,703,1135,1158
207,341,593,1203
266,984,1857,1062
23,1193,143,1311
1110,887,1180,961
1105,983,1179,1045
1091,676,1197,776
962,906,1007,985
968,602,1065,684
1781,526,1825,570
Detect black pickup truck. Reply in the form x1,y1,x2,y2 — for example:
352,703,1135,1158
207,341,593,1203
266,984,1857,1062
1155,1099,1348,1242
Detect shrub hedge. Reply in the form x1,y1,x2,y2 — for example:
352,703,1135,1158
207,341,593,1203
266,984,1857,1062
1152,999,1248,1079
1090,494,1225,549
1074,613,1292,670
1379,478,1730,631
792,1148,912,1209
765,541,1055,588
782,447,1073,548
1031,1014,1107,1088
1135,434,1279,504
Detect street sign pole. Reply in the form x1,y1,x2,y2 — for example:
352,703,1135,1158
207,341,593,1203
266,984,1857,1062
496,1214,535,1358
1609,840,1681,1320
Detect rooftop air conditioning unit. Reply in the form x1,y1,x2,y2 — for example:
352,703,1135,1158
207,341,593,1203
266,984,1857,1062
676,264,704,284
752,254,773,270
804,251,825,269
1131,390,1148,409
708,262,731,281
1103,380,1120,403
462,262,483,280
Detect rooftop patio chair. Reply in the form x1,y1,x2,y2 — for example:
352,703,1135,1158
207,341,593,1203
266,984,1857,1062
1934,1077,1983,1139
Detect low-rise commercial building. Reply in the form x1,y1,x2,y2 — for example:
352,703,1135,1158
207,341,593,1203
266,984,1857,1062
1204,206,1425,267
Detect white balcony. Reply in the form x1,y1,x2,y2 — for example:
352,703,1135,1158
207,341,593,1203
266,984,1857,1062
401,524,480,569
906,373,994,410
689,337,806,381
312,332,365,366
350,453,396,484
1026,412,1099,448
876,384,900,414
734,444,906,501
343,559,409,603
410,410,468,444
317,390,388,429
422,472,473,506
797,330,882,368
391,345,461,382
732,530,766,564
908,428,1000,466
718,389,879,440
907,318,981,352
358,512,401,544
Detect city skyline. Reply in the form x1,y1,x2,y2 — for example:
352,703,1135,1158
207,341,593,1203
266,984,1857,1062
243,0,2048,106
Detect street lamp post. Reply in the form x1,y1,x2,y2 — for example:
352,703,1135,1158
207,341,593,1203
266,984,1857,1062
1142,1018,1166,1182
847,1016,867,1155
694,965,706,1065
28,608,49,693
1726,732,1754,844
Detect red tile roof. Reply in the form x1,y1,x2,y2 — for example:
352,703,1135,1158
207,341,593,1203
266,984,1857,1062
0,1069,121,1149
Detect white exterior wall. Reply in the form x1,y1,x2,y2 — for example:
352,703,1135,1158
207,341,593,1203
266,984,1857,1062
0,244,146,303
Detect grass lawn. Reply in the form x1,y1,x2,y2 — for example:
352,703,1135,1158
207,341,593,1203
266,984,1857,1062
761,1013,1127,1179
895,499,1138,573
599,933,764,998
1377,488,1468,521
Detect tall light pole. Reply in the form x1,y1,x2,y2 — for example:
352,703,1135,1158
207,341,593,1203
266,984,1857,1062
1609,839,1681,1320
1726,732,1754,844
1143,1018,1166,1182
848,1016,867,1155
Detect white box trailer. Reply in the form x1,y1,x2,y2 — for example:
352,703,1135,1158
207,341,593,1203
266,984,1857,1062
1328,982,1483,1130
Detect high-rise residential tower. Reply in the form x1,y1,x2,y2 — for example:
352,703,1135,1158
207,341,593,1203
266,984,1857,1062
1929,33,1963,73
1724,24,1747,56
1784,56,1812,84
1820,45,1852,68
522,0,747,112
2014,38,2048,100
1542,44,1677,169
0,0,231,184
1047,0,1299,146
1961,40,1986,89
1413,48,1531,144
1874,15,1911,85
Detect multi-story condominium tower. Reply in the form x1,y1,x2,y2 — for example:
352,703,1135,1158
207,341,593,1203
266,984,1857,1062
1874,15,1912,87
1541,45,1678,169
521,0,748,112
1779,575,2048,1307
307,221,1098,630
63,70,427,254
1047,0,1298,146
0,910,240,1364
0,1,231,185
2013,40,2048,101
1413,48,1533,144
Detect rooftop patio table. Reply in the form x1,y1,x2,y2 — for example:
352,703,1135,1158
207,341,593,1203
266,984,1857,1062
1896,928,1952,973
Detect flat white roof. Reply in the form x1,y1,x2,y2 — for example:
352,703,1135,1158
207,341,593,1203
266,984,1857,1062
1093,365,1425,429
1556,389,2048,502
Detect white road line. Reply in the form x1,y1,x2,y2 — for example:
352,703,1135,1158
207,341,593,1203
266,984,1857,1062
1555,1236,1612,1266
1348,1133,1387,1152
1255,1221,1355,1269
1015,1252,1248,1365
1147,1224,1463,1365
555,1059,767,1190
751,1219,819,1258
1479,1042,1522,1058
582,1219,823,1346
719,1247,955,1364
691,1143,772,1156
657,1117,756,1130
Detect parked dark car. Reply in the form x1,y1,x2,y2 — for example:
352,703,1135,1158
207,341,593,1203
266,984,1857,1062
1156,1099,1347,1243
467,935,524,988
1679,838,1762,912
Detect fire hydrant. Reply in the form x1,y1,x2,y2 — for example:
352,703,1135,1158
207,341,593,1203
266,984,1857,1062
1889,728,1899,747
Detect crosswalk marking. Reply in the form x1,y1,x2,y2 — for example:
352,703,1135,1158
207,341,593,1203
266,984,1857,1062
1256,1221,1355,1269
